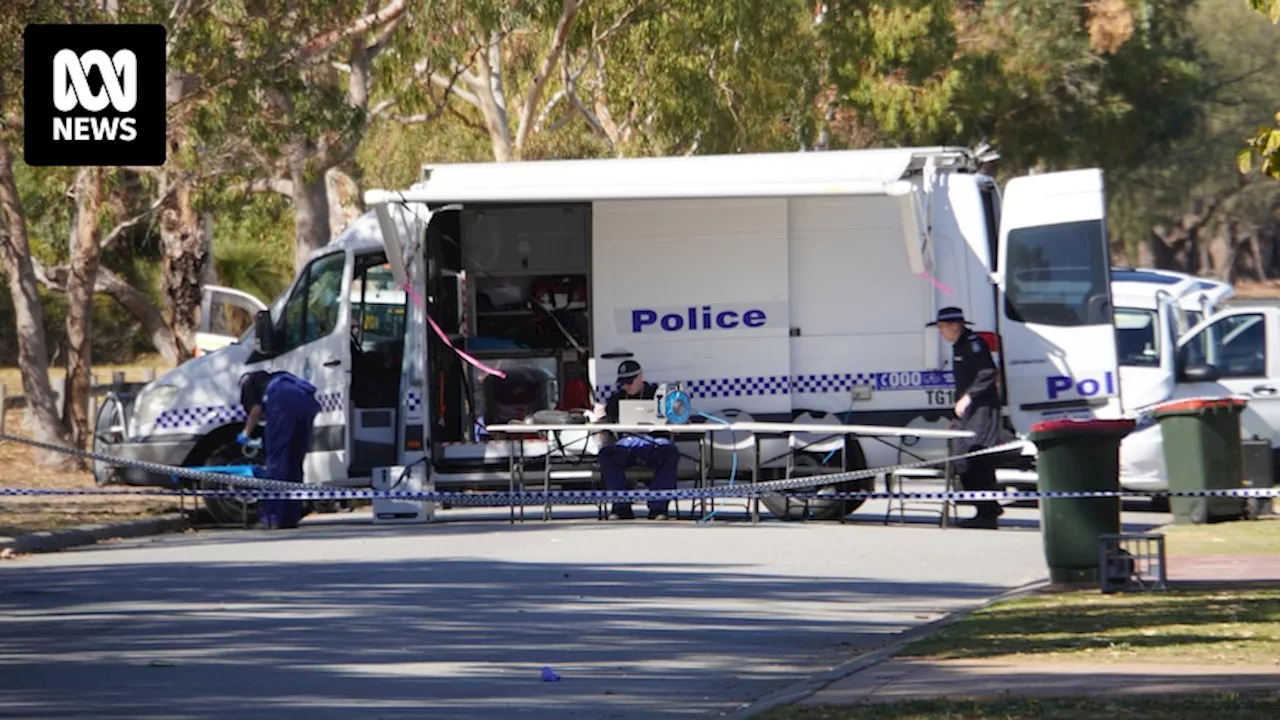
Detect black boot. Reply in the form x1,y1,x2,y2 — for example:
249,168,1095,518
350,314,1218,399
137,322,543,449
608,504,635,520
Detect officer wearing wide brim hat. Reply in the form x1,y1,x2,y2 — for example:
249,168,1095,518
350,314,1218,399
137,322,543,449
927,307,1004,529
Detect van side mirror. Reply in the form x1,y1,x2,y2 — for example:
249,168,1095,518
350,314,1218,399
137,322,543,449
254,310,277,356
1179,363,1219,383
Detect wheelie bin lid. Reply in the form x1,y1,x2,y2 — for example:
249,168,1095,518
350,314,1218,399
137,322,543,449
1028,417,1136,440
1150,396,1248,417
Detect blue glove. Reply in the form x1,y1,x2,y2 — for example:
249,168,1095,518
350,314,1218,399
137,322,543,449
236,432,249,445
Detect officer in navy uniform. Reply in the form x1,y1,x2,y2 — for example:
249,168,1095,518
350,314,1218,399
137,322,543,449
237,370,322,529
927,307,1004,529
591,358,680,521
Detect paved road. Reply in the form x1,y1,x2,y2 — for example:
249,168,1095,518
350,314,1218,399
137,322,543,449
0,501,1166,719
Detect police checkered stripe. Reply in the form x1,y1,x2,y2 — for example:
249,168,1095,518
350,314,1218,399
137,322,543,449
155,405,247,430
790,373,875,394
154,392,344,429
683,375,791,399
406,391,422,413
317,392,344,413
593,371,934,399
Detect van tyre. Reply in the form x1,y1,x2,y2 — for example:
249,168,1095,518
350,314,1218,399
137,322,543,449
762,442,871,521
189,435,260,527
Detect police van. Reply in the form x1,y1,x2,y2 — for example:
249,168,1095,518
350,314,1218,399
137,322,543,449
95,146,1122,521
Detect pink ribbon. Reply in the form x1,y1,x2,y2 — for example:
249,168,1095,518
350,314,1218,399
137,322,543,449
402,283,507,379
916,270,954,296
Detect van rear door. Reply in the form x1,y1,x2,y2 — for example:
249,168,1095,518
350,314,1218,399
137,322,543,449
995,169,1122,434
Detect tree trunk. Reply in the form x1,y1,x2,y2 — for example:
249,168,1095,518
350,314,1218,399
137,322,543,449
292,164,332,272
159,175,204,363
63,167,103,455
0,141,74,467
325,165,363,239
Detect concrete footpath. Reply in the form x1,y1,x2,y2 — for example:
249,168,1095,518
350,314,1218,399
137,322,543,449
801,658,1280,705
791,551,1280,710
0,514,188,556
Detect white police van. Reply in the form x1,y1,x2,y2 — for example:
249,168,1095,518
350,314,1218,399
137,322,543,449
95,146,1123,521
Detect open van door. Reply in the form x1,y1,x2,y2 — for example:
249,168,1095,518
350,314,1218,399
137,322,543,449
995,169,1123,434
195,285,268,358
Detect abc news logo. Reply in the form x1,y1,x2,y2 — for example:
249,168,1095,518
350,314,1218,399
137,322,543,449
24,24,166,167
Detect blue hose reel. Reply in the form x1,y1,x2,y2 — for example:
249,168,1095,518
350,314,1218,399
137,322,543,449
656,384,692,424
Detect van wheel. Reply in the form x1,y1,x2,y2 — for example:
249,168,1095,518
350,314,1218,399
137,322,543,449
190,437,261,526
762,444,872,521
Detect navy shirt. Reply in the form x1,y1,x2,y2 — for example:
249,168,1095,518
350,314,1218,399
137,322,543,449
952,329,998,406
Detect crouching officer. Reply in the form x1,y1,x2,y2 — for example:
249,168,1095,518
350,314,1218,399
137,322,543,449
237,370,322,529
928,307,1004,529
591,358,679,521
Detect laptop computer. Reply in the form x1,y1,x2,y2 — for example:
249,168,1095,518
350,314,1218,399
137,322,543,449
618,399,665,426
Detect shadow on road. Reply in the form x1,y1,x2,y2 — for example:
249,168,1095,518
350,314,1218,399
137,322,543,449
0,550,1023,719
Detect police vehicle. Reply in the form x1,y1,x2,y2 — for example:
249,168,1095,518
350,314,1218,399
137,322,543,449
94,146,1124,522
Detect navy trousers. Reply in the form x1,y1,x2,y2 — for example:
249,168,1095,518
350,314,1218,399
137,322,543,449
599,440,679,516
260,375,321,528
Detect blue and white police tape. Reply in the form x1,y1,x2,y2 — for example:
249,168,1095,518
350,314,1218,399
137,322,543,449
3,485,1279,506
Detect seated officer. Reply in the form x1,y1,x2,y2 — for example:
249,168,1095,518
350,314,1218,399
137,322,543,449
592,359,679,521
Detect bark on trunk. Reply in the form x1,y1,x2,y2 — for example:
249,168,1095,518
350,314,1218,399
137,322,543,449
63,167,103,454
159,175,204,363
325,165,363,239
0,141,74,466
292,165,332,272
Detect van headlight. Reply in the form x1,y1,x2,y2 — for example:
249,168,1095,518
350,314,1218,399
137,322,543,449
131,384,179,436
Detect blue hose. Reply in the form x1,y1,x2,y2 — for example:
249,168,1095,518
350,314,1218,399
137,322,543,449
663,389,738,520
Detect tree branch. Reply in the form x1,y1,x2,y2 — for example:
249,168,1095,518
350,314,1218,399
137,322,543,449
293,0,409,65
100,188,173,250
32,259,178,364
515,0,581,152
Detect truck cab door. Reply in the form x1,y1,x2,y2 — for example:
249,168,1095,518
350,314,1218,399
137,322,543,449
1116,292,1181,414
196,285,267,358
1172,307,1280,448
257,249,353,483
995,169,1122,434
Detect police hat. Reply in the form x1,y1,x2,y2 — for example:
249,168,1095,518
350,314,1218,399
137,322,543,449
925,307,974,327
616,359,642,382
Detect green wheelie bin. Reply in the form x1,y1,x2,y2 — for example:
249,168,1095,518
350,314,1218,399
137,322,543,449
1151,397,1249,525
1029,418,1136,585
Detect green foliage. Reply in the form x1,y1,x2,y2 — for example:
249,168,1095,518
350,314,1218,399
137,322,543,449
1241,0,1280,178
211,193,295,304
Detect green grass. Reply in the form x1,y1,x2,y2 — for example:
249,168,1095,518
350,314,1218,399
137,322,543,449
896,588,1280,665
759,694,1280,719
1163,516,1280,556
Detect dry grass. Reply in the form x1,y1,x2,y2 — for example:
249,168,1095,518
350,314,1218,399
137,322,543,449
1163,517,1280,556
1231,280,1280,299
0,355,180,538
0,354,173,397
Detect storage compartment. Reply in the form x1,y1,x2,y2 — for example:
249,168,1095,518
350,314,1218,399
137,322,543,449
463,206,589,275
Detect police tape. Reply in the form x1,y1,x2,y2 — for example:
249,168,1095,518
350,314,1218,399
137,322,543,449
1,485,1278,506
2,429,1276,508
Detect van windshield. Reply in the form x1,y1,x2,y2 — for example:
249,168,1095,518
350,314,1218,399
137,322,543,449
1004,219,1110,326
1114,308,1159,367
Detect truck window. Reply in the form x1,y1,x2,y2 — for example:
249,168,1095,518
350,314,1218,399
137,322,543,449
280,252,347,351
1180,313,1266,378
1005,219,1110,327
1114,308,1158,367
